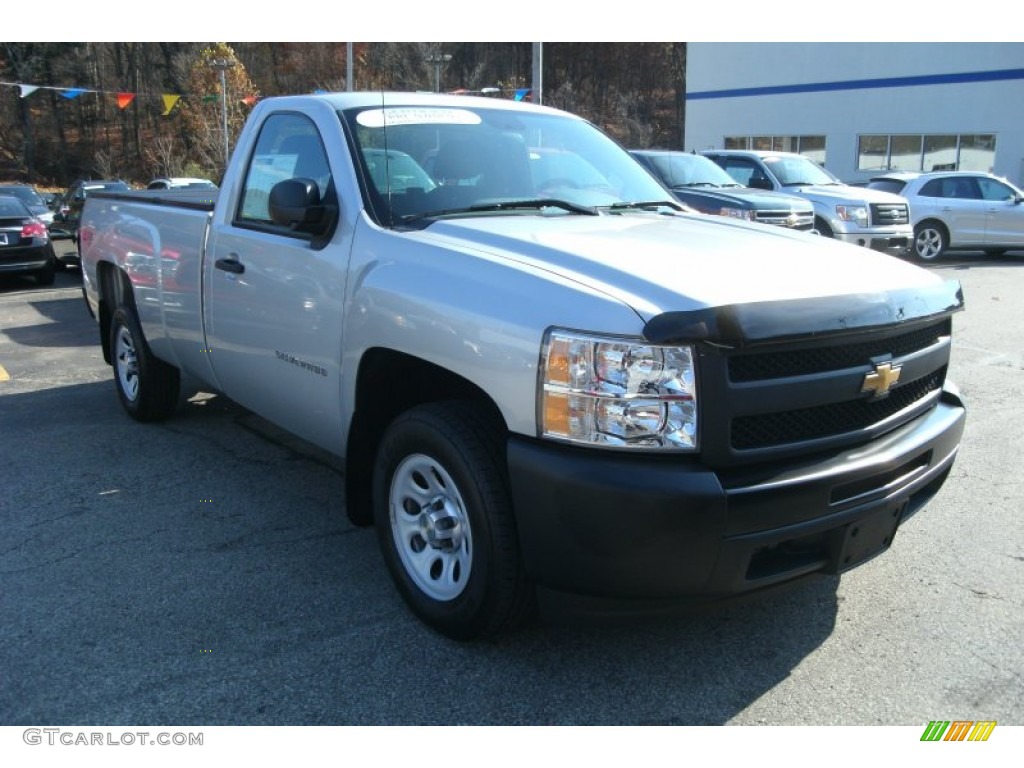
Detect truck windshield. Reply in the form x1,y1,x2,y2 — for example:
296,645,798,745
764,156,841,186
341,104,674,226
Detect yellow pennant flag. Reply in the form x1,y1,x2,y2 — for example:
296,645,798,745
161,94,181,115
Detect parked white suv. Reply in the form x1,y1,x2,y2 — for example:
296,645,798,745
703,150,912,254
867,171,1024,261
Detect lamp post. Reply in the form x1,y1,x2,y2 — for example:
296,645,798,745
425,53,452,93
209,58,236,165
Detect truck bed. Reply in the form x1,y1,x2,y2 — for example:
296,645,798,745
90,188,218,212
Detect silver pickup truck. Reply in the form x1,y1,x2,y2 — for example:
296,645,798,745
80,92,966,639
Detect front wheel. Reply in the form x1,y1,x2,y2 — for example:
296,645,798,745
913,222,948,261
373,402,532,640
110,304,180,421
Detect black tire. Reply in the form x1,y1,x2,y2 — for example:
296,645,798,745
34,257,56,286
814,217,834,238
913,221,948,262
373,401,532,640
109,304,180,421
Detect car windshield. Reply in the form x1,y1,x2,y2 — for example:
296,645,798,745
642,153,741,188
763,156,841,186
341,104,674,226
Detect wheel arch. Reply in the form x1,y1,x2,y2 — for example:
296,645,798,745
813,215,834,237
95,262,136,365
915,217,950,240
344,347,508,527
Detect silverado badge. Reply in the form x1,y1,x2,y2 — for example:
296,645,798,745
861,361,902,398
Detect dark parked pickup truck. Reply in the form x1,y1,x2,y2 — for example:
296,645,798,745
632,150,815,231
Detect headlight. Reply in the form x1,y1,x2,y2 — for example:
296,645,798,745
836,204,869,226
539,329,698,451
719,207,754,221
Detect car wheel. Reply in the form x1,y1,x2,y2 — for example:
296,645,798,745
34,256,56,286
110,304,180,421
373,402,532,640
913,221,948,261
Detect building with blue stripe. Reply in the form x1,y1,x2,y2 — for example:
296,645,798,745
684,43,1024,185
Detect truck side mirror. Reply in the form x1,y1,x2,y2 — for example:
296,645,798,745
748,176,773,191
269,178,338,239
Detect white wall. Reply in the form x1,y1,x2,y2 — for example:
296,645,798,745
685,43,1024,185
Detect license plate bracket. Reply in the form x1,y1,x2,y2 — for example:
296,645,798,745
827,502,905,574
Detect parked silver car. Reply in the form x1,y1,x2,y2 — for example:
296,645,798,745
868,171,1024,261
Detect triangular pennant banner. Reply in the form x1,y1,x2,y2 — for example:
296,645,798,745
202,94,218,103
241,95,257,106
19,85,40,98
60,88,85,100
514,88,531,102
117,92,136,110
161,94,181,116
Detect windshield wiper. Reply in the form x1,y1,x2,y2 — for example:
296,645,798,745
399,198,598,225
605,200,685,212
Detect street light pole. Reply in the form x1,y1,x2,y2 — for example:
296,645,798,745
425,53,452,93
209,58,235,165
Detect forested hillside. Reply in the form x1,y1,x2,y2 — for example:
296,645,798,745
0,42,686,187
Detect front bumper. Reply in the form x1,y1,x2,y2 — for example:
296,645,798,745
833,229,911,253
507,388,964,619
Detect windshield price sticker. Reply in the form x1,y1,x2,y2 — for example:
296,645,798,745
356,107,482,128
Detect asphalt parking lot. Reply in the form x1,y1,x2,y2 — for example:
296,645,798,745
1,241,1022,727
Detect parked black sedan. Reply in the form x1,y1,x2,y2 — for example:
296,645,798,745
0,195,58,286
630,150,816,231
0,183,56,232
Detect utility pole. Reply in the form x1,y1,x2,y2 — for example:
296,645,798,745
425,52,452,93
209,58,236,165
532,42,543,105
347,42,354,91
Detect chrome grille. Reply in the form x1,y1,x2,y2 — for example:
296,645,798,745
753,209,815,230
870,202,909,226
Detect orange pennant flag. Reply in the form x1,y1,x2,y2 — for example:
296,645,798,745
117,93,135,110
241,95,257,106
161,94,181,116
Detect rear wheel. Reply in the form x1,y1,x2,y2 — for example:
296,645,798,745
913,221,948,261
34,259,55,286
110,304,180,421
373,402,532,640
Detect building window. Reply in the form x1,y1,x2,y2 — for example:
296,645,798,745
857,134,996,173
723,135,826,164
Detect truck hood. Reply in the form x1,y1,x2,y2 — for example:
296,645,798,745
675,187,813,211
784,184,907,205
416,212,952,326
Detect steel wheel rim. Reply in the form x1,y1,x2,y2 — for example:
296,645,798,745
389,453,473,601
114,325,140,401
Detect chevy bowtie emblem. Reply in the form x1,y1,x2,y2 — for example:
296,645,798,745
861,361,902,398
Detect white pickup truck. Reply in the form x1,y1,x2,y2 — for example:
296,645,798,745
80,92,966,639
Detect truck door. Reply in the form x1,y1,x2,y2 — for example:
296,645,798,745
204,111,349,453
